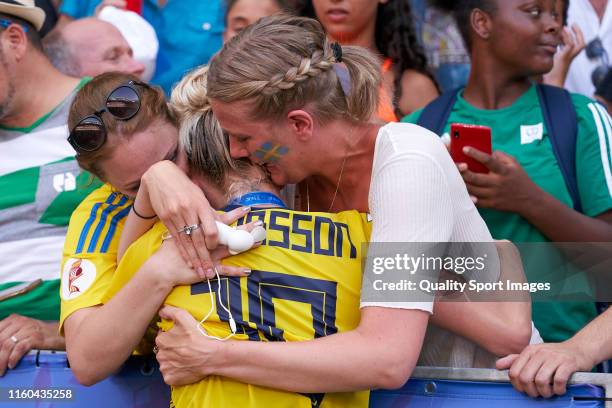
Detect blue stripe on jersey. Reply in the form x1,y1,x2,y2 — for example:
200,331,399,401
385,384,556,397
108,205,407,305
100,205,132,253
75,193,117,254
87,195,129,253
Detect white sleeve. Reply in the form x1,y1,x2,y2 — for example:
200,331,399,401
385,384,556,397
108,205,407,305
361,149,454,313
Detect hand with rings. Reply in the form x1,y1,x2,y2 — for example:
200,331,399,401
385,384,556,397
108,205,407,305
0,314,64,376
141,161,253,279
178,224,201,237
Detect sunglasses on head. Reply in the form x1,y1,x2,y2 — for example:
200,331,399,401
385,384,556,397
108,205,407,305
68,81,150,153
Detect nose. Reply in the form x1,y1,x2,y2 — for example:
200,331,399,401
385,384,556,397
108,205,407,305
127,58,146,78
543,10,562,35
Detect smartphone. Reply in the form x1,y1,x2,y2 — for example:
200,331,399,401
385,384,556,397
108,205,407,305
125,0,143,14
450,123,493,174
0,279,42,302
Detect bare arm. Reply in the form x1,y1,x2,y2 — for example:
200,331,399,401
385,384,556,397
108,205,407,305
117,182,157,262
497,307,612,398
156,306,429,391
64,251,174,386
431,242,532,356
398,70,440,116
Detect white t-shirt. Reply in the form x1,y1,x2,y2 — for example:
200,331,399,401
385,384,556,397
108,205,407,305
362,123,495,310
566,0,612,97
362,122,501,367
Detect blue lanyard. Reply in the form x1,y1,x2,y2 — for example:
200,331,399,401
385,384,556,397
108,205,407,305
228,192,286,209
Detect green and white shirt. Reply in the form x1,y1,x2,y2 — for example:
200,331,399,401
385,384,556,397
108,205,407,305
0,78,100,321
403,85,612,342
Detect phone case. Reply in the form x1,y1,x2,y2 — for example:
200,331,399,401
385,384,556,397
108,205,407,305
450,124,493,174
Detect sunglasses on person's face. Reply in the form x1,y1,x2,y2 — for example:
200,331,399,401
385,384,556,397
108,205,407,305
68,81,149,153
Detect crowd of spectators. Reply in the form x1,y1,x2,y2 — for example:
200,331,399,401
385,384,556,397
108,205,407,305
0,0,612,405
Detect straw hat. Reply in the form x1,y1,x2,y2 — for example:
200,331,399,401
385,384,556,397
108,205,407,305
0,0,45,31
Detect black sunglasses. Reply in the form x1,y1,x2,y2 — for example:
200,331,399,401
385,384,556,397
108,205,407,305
68,81,150,153
586,38,611,89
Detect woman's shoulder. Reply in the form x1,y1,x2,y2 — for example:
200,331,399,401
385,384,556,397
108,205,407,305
376,122,447,158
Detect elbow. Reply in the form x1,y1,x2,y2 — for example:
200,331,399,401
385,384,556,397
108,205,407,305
488,321,532,356
373,357,416,390
68,354,106,386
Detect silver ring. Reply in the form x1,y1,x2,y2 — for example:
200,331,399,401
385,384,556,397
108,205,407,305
10,335,18,344
178,224,200,236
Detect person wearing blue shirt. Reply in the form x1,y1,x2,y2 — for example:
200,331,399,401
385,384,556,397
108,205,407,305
58,0,225,94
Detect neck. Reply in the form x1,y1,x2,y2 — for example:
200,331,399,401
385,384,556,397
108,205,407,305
463,49,533,110
329,23,378,54
590,0,608,21
2,52,80,128
301,122,379,212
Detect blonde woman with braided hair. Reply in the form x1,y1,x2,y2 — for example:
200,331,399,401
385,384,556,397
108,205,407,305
149,14,533,399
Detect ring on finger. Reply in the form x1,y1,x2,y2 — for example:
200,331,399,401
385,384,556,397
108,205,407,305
9,335,18,344
178,224,200,237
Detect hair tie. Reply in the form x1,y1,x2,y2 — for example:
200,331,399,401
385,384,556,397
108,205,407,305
332,64,351,96
331,42,343,62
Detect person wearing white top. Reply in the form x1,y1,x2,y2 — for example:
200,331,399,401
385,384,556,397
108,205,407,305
565,0,612,97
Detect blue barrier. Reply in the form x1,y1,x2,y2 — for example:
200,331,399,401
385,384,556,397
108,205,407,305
1,357,610,407
0,351,170,408
370,379,604,407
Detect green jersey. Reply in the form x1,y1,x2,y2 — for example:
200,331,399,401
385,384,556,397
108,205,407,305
403,86,612,342
0,78,100,321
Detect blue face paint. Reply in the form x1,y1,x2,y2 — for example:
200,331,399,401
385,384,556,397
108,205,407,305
253,141,289,163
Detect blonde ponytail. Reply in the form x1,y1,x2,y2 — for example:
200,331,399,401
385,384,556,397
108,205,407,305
170,65,234,185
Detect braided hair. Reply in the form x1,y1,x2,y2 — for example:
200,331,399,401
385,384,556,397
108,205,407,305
296,0,436,118
208,14,381,124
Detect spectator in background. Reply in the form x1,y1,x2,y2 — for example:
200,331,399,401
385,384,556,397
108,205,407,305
57,0,226,94
43,18,145,78
224,0,289,42
542,0,586,88
0,0,99,376
297,0,439,120
414,0,471,92
403,0,612,344
565,0,611,98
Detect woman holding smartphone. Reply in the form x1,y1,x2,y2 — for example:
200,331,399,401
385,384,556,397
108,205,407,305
403,0,612,345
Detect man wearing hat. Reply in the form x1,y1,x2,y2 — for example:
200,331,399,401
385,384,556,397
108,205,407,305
0,0,99,375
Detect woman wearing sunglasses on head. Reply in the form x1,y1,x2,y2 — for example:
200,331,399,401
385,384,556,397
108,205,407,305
60,72,254,385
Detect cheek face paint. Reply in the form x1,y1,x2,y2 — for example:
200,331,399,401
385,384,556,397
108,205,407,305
253,141,289,163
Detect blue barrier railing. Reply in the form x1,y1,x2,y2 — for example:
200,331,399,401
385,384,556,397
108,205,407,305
2,353,611,407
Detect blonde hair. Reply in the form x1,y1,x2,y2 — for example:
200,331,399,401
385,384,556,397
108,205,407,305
68,72,175,181
207,14,381,123
171,65,275,202
170,65,235,186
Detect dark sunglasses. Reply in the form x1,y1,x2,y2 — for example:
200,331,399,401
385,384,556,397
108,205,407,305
68,81,150,153
586,38,611,89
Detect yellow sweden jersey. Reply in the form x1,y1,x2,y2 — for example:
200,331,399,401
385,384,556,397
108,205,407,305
104,208,372,408
59,184,132,334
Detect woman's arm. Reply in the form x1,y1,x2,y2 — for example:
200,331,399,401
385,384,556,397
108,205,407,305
398,70,440,116
431,241,532,356
118,182,157,262
65,240,246,386
156,306,429,391
64,250,174,386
